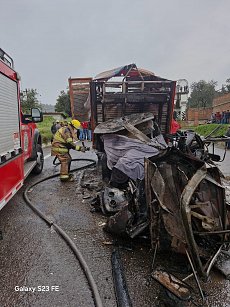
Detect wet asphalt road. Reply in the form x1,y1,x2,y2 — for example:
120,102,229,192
0,144,230,307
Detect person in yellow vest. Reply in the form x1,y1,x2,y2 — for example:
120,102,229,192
51,119,89,181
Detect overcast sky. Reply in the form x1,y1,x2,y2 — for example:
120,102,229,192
1,0,230,105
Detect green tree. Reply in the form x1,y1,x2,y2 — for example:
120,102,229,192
55,90,71,116
226,78,230,92
188,80,217,108
220,78,230,93
21,88,41,113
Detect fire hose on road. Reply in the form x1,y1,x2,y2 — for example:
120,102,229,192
23,158,104,307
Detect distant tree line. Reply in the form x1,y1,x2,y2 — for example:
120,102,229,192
20,88,71,117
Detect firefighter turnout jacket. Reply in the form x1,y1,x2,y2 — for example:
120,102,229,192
51,125,81,155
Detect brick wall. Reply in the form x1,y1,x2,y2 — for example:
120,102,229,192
187,107,213,122
186,94,230,125
213,93,230,113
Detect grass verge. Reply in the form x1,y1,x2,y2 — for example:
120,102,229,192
193,124,229,137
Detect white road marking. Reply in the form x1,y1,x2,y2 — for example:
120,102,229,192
44,154,51,160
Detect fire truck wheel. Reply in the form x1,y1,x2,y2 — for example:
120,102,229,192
32,144,44,174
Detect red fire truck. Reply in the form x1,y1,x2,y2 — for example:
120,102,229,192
0,48,44,210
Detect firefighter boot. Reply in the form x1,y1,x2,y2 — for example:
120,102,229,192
57,153,72,181
60,173,75,182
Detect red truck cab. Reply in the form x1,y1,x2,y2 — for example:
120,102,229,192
0,48,43,210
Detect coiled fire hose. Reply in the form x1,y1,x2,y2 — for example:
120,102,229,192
23,158,103,307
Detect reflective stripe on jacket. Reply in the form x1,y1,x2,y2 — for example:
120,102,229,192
51,125,80,153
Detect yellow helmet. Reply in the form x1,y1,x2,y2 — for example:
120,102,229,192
71,119,81,129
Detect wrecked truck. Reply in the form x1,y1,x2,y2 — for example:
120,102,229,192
72,63,230,300
88,64,230,278
92,112,230,300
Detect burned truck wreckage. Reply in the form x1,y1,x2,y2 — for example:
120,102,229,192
73,64,230,302
92,112,230,301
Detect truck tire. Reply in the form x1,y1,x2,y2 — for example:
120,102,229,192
32,144,44,174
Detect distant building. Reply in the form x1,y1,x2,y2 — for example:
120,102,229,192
174,79,189,120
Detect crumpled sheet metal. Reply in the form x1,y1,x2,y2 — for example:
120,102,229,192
148,161,186,247
145,149,230,277
97,112,230,279
94,112,155,134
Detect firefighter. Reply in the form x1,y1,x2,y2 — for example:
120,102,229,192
51,119,89,181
